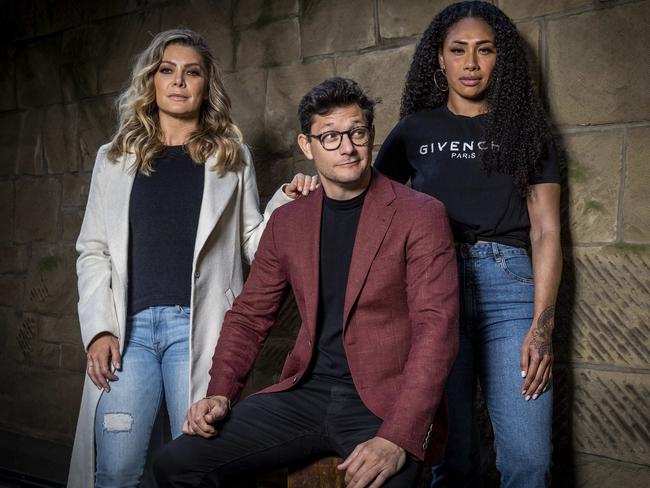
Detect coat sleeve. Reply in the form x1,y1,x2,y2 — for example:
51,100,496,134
239,145,293,264
376,199,459,459
76,145,120,350
206,210,290,400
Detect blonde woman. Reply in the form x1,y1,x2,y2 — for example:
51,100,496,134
67,29,317,487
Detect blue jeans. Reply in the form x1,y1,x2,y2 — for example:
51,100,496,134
434,243,552,488
95,306,190,488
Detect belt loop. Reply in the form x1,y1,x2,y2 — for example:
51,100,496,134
491,242,501,262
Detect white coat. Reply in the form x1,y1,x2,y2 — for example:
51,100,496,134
67,143,290,487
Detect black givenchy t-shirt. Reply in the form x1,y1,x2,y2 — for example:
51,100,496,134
374,106,561,248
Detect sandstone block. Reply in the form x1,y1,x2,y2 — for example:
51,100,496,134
292,155,315,177
301,0,375,57
0,112,22,176
223,69,267,148
569,369,649,465
160,0,234,72
561,131,622,243
623,127,650,242
547,2,650,126
16,109,47,176
0,47,16,111
0,366,83,442
235,0,299,26
265,60,335,153
572,454,650,488
336,45,416,143
237,18,300,70
78,97,116,171
62,173,90,208
24,246,78,315
499,0,592,20
0,276,23,308
62,210,84,243
555,245,649,369
255,157,294,199
0,245,28,274
0,181,13,238
61,25,103,101
62,61,98,103
379,0,452,38
16,36,62,108
97,10,161,94
38,315,81,346
15,178,61,243
30,341,61,369
1,0,86,41
0,307,25,365
61,343,86,372
45,104,80,174
76,0,144,24
516,20,541,88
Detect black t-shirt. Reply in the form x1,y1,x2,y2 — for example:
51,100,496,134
374,106,561,248
128,146,204,314
308,189,367,382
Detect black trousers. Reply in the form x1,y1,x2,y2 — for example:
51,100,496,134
153,379,422,487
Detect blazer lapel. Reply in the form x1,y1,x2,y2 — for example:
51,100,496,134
342,172,396,330
193,157,238,264
297,187,323,338
105,154,136,286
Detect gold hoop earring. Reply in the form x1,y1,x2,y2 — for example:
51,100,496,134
434,68,448,92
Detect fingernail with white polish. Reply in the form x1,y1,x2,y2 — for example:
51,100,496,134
521,370,526,378
525,395,531,401
532,394,538,400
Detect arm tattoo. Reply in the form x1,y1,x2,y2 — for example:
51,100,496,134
530,304,555,357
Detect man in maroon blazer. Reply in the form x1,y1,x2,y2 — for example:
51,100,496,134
154,77,458,488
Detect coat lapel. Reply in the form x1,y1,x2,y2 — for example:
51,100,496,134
342,171,396,330
105,154,136,286
193,157,238,264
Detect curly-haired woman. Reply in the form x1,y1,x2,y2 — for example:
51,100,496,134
67,29,317,487
375,2,561,486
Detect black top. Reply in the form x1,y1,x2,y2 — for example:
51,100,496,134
127,146,204,314
308,189,367,382
374,106,561,248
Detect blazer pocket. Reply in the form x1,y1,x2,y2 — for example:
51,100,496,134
224,288,236,308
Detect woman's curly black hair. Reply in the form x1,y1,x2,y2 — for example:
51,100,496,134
401,1,551,194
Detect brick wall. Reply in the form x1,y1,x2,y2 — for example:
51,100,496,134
0,0,648,485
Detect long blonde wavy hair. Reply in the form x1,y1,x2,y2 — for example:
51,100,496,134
107,29,243,175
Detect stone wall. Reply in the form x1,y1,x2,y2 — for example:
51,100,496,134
0,0,648,485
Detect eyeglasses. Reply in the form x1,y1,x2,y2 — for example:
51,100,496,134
306,126,373,151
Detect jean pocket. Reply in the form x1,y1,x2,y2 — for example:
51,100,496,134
175,305,191,317
499,254,534,284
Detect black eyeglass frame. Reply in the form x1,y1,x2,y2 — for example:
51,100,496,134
306,125,374,151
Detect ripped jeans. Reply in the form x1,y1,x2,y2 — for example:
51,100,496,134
94,306,190,488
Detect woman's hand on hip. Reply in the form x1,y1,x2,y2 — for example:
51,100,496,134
520,305,555,400
283,173,319,199
86,332,121,392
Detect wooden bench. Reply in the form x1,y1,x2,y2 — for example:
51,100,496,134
288,457,345,488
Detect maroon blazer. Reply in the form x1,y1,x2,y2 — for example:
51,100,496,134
207,170,459,464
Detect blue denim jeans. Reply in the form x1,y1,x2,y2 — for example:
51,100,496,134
434,243,552,488
95,306,190,488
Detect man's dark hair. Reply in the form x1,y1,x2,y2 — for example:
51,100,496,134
298,77,378,134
